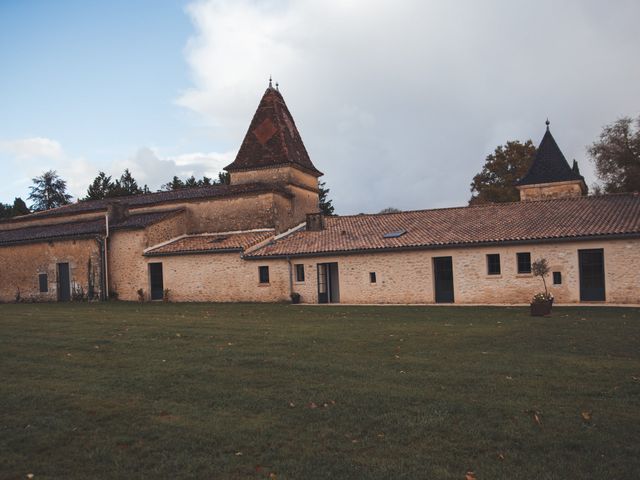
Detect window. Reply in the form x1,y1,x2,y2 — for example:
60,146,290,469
369,272,377,283
295,264,305,282
487,254,501,275
38,273,48,293
553,271,562,285
517,252,532,274
259,266,270,284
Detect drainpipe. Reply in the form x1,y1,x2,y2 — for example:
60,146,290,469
104,214,110,299
287,256,293,299
95,236,106,301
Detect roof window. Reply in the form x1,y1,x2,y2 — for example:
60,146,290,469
383,229,406,239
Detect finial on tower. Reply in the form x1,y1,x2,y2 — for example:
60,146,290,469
269,75,273,88
545,118,550,130
275,81,279,91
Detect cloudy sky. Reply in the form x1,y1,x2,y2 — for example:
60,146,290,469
1,0,639,214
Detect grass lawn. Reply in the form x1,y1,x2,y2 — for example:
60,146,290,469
1,303,639,479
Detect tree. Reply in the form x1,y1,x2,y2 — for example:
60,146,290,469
319,181,335,215
216,171,230,185
28,170,72,211
116,168,142,195
12,197,30,216
379,207,401,214
185,176,199,188
0,202,12,219
162,176,185,191
532,258,550,295
588,116,640,193
469,140,536,205
85,172,114,200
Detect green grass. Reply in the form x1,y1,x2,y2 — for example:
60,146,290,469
1,303,639,479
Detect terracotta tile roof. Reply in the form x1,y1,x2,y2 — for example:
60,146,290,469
516,125,584,186
144,230,275,256
248,194,640,257
2,183,291,222
224,86,322,177
0,209,183,246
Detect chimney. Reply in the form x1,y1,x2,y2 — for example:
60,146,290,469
107,200,129,224
306,212,324,231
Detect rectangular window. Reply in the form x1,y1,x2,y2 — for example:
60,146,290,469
517,252,532,274
487,254,501,275
369,272,377,283
553,271,562,285
38,273,48,293
259,266,270,284
295,264,305,282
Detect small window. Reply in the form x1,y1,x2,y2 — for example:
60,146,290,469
295,264,305,282
259,266,270,284
369,272,377,283
487,254,501,275
517,252,532,274
38,273,48,293
553,271,562,285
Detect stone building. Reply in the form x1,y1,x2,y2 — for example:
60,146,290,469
1,85,639,304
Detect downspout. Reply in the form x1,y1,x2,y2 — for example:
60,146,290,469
104,214,110,299
95,236,106,301
287,256,293,300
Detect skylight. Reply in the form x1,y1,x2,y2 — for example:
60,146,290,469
383,229,407,239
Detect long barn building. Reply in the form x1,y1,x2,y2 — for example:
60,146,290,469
1,86,639,304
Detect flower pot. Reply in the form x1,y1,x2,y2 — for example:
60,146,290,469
290,293,301,304
530,299,553,316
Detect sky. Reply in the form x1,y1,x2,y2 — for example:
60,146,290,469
1,0,639,214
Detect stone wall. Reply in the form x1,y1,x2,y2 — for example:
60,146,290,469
281,238,640,304
518,180,585,201
0,238,102,302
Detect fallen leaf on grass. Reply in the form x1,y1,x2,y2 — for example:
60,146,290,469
497,452,505,461
308,402,318,409
269,473,277,479
27,474,34,479
235,451,243,456
465,471,477,480
526,409,542,425
581,411,593,422
288,402,296,408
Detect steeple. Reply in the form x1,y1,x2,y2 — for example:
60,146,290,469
516,121,587,201
224,82,322,177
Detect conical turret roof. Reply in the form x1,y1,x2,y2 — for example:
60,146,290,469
516,122,584,186
225,84,322,176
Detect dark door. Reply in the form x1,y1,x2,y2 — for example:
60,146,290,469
579,249,605,301
433,256,454,303
317,262,340,303
149,263,164,300
57,263,71,302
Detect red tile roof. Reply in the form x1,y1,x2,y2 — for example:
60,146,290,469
0,209,184,246
2,183,291,222
248,194,640,258
144,230,274,256
224,86,322,176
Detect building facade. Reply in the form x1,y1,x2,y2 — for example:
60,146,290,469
1,86,639,304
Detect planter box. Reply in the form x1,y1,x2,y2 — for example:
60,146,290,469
530,299,553,316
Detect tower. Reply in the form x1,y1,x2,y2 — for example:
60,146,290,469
516,120,587,201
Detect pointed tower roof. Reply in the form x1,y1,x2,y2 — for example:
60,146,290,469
516,120,584,186
225,83,322,177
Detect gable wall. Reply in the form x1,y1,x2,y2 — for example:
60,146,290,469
0,238,101,302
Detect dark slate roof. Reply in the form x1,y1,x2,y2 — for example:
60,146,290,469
247,194,640,257
144,230,274,256
516,125,585,186
0,209,183,246
2,183,292,222
224,86,322,176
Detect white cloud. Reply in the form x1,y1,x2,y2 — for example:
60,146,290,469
0,137,64,159
177,0,640,214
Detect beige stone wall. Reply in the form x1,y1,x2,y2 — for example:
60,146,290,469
107,230,147,300
153,254,289,303
0,238,102,302
283,238,640,304
231,165,319,191
145,212,188,248
0,210,105,231
518,181,585,201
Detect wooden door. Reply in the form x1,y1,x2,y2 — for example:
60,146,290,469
149,263,164,301
433,256,454,303
579,249,605,301
57,263,71,302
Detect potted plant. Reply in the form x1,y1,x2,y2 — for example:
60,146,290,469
290,292,301,304
530,258,553,316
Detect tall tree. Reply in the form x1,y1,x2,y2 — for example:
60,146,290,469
28,170,72,211
469,140,536,205
0,202,12,219
116,168,142,195
184,175,199,188
12,197,30,216
162,176,185,191
319,181,335,215
588,115,640,193
85,171,114,200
